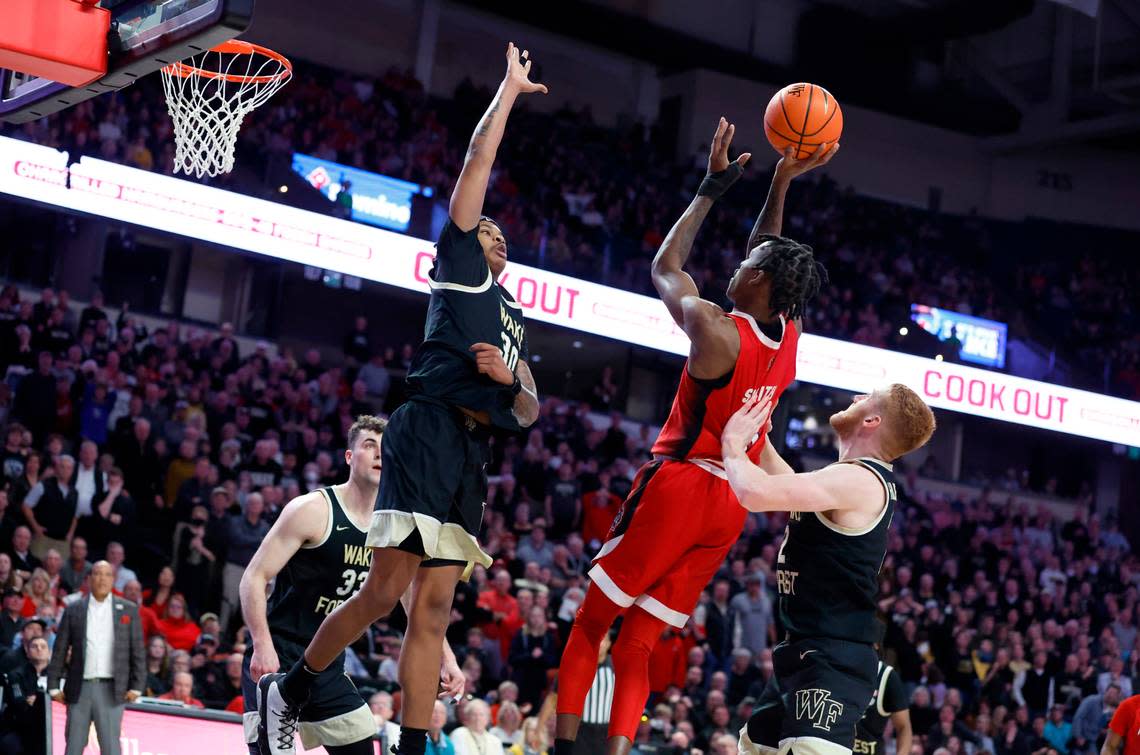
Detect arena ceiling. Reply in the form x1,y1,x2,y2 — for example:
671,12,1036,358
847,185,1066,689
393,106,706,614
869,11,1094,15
461,0,1140,152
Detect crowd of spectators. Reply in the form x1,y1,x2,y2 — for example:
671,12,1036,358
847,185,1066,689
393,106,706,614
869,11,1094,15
2,62,1137,399
0,277,1133,755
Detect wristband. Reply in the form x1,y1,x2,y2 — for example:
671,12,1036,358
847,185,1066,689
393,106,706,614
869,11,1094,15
697,161,745,200
510,374,523,396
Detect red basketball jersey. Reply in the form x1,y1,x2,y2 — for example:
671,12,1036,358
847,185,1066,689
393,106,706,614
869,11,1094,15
652,311,798,467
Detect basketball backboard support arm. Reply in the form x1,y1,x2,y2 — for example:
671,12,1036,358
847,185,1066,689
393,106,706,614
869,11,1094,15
0,0,255,124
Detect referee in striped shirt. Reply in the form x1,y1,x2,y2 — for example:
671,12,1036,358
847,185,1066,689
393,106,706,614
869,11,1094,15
574,629,616,754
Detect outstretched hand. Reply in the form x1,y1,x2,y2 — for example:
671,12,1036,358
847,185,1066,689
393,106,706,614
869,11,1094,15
722,397,773,458
707,117,752,175
774,142,839,181
503,42,548,96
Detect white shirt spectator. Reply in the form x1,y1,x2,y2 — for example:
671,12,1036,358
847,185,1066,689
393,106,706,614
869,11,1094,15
84,594,115,679
1039,567,1067,597
452,728,505,755
73,463,103,518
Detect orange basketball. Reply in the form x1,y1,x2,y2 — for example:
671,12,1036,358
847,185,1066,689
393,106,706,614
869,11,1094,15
764,83,843,160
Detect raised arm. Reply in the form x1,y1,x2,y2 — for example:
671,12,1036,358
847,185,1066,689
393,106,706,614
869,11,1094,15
745,143,839,251
720,399,880,513
449,43,548,231
240,491,327,679
652,118,750,328
651,118,750,378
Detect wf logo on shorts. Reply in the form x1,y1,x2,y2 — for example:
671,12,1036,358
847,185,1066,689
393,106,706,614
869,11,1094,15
795,689,844,731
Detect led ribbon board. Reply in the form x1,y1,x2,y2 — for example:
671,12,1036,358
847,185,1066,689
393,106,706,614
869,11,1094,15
2,136,1137,445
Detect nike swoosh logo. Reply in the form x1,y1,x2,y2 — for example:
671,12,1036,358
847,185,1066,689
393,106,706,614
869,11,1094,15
336,525,350,531
800,650,818,659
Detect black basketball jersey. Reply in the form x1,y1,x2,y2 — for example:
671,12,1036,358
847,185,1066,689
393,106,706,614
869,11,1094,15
855,662,909,754
264,487,371,644
775,457,897,644
406,219,528,432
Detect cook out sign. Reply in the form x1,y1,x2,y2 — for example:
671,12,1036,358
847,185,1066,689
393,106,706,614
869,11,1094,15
410,250,687,353
795,333,1140,446
2,135,1137,445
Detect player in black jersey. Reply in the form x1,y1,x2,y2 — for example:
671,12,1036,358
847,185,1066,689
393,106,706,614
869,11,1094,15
854,662,912,755
260,43,544,755
242,416,463,755
718,385,936,755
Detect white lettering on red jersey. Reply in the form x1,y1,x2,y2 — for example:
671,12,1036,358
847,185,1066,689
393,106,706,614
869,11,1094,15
652,311,799,472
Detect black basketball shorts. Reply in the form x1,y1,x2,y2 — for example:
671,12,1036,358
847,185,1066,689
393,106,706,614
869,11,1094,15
242,635,374,749
741,636,879,755
369,397,494,572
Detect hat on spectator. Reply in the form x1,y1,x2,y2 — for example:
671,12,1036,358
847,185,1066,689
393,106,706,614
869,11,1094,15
199,612,220,625
2,587,20,599
210,487,229,499
198,633,218,644
746,573,765,585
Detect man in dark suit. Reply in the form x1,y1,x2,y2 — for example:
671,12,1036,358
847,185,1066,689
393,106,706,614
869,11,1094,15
47,560,145,755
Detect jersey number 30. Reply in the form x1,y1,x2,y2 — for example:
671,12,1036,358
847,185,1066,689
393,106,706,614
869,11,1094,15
500,332,520,372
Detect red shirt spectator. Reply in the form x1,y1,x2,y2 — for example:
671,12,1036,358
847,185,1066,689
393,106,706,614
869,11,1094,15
159,671,205,709
143,565,176,618
648,627,690,695
121,579,159,640
581,481,622,547
477,569,519,654
154,594,200,651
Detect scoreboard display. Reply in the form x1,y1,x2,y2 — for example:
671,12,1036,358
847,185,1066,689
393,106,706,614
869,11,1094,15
911,304,1008,369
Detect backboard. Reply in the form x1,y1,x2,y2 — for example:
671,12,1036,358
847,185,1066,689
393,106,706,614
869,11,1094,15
0,0,254,124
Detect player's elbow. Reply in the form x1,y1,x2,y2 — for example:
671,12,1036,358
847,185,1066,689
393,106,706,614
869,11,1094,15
733,484,774,513
239,567,266,596
461,143,494,171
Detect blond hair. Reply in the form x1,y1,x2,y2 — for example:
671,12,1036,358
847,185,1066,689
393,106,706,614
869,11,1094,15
880,383,936,460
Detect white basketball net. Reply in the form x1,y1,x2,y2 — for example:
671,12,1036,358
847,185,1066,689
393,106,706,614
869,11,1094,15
161,43,291,178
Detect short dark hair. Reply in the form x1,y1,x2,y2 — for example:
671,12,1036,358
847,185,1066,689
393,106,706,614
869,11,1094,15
751,234,827,320
347,415,387,449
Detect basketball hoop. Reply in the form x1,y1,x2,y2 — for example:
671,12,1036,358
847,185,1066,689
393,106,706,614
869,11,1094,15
160,40,292,178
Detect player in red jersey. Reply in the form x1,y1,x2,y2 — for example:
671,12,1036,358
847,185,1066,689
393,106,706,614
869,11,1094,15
553,118,838,755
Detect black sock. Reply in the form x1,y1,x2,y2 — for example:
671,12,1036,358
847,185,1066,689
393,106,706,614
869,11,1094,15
554,738,576,755
395,727,427,755
281,659,319,704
